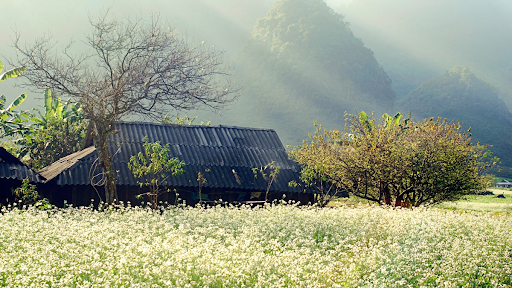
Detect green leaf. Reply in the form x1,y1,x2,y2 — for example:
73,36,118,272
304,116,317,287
6,93,27,112
55,98,63,119
44,87,54,118
393,112,402,126
358,111,368,122
0,66,26,81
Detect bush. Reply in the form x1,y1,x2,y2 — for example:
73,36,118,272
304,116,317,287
11,178,52,209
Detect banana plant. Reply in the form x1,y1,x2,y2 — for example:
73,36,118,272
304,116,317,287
32,87,83,128
382,112,402,127
0,60,25,81
0,60,32,137
359,111,409,134
15,87,85,160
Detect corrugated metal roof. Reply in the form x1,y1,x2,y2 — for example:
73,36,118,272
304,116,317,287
41,122,308,193
0,147,45,183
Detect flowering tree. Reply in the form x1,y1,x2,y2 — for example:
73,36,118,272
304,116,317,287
290,112,495,207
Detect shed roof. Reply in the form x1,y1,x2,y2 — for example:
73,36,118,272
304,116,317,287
40,122,307,193
0,147,45,183
38,146,96,182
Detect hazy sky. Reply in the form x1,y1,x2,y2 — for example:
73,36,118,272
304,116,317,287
3,0,509,110
0,0,353,109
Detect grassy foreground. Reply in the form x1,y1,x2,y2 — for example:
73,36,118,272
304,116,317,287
1,204,511,287
437,188,512,213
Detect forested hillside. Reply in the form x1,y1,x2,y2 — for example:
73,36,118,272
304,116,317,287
399,66,512,166
340,0,512,102
199,0,395,145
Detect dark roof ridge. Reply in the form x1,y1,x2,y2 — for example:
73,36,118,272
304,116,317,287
0,147,46,182
115,121,278,133
114,141,286,151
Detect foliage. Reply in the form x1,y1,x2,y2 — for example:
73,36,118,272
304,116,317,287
288,163,344,207
0,60,33,138
128,136,185,209
252,161,280,202
19,88,87,169
11,178,39,205
0,64,86,167
196,169,210,203
290,112,495,207
10,178,52,209
160,115,211,126
13,13,240,203
1,205,512,286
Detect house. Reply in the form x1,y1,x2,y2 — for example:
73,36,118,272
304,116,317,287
495,179,512,188
0,147,45,206
38,122,314,207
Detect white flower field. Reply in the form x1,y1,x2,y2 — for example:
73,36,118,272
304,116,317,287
1,203,511,287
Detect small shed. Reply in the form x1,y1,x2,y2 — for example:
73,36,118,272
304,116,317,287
0,147,45,206
495,179,512,188
39,122,314,207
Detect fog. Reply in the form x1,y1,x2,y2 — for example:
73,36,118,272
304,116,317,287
338,0,512,100
1,0,511,121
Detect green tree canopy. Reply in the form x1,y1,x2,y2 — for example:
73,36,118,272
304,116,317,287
290,112,493,207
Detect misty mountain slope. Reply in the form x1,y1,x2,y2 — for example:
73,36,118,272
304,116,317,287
399,66,512,166
197,0,395,146
340,0,512,103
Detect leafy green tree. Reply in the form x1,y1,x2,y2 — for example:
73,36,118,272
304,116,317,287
290,112,494,207
252,161,280,202
128,136,185,209
288,163,345,207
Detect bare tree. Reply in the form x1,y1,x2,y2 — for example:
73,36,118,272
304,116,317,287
12,13,240,203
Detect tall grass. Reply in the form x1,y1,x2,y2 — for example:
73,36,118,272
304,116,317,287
1,203,511,287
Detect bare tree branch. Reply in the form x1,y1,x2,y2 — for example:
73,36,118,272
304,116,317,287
11,12,241,203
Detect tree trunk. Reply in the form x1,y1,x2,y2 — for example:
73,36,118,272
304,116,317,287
380,182,392,205
395,194,403,207
92,121,118,204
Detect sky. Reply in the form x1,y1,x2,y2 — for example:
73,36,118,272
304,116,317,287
2,0,511,111
1,0,353,110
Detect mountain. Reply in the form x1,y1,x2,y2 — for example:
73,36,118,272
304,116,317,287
399,66,512,166
339,0,512,103
197,0,395,145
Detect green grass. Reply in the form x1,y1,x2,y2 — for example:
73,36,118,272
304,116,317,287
329,188,512,213
437,188,512,213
